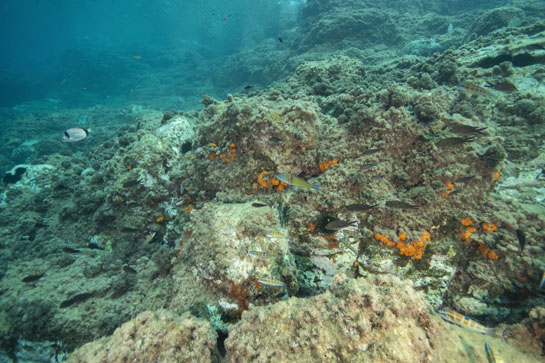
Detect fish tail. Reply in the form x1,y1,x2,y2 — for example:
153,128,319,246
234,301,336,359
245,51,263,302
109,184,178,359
486,328,496,337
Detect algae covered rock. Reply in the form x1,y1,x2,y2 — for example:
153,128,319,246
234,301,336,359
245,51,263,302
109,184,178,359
67,310,219,363
180,201,297,299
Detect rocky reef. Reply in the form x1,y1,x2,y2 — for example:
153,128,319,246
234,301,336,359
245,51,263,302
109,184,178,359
0,0,545,361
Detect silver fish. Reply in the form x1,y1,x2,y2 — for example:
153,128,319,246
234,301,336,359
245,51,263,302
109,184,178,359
62,128,89,142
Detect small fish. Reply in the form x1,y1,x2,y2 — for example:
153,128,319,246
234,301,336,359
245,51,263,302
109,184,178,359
122,265,137,274
485,342,496,363
258,277,286,287
438,310,495,336
486,80,517,93
276,173,320,190
371,175,385,180
325,220,357,231
436,136,474,148
144,232,157,244
132,55,142,60
251,202,268,208
269,137,282,143
385,201,419,209
59,78,66,85
278,37,283,43
266,232,286,239
540,271,545,289
455,175,476,183
22,273,44,283
62,128,89,142
458,82,494,96
362,162,378,169
450,125,487,135
363,147,384,155
244,85,253,90
62,247,80,253
248,249,279,258
515,229,526,254
59,292,95,308
345,203,378,212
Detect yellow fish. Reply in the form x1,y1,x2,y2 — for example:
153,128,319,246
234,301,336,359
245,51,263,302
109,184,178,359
275,173,320,190
266,232,286,239
257,277,286,287
458,81,495,97
439,310,495,336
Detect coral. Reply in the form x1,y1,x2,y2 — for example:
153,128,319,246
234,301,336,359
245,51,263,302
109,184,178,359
319,158,338,173
67,310,219,363
374,231,430,259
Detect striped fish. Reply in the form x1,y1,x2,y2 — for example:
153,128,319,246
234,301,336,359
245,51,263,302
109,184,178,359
439,310,495,336
257,277,286,288
266,232,287,239
276,173,320,190
485,342,496,363
540,271,545,289
458,82,495,97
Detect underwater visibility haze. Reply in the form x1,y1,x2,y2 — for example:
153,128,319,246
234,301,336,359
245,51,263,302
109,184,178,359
1,0,545,361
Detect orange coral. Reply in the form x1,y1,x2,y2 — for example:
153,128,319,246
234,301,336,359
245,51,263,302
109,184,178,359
257,171,269,187
184,204,194,213
255,171,286,191
461,217,473,226
319,158,338,173
482,223,497,232
156,216,164,223
461,227,476,242
375,232,429,259
398,232,407,240
209,153,216,161
493,171,500,181
309,223,316,233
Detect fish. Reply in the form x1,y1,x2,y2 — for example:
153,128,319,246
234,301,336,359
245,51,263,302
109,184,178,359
258,277,286,287
325,220,357,231
62,128,89,142
59,292,95,308
385,201,419,209
266,232,287,239
455,175,476,183
278,37,283,43
515,229,526,254
450,125,487,135
22,273,44,283
485,342,497,363
144,232,157,244
458,82,494,96
486,80,517,93
251,202,268,208
363,147,384,155
269,137,282,143
132,56,142,60
275,173,320,190
362,162,378,169
371,175,385,180
123,265,137,274
540,271,545,289
244,85,253,90
345,203,378,212
62,247,80,253
436,136,474,148
438,310,495,336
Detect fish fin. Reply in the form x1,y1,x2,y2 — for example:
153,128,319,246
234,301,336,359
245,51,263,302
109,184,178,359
83,128,89,135
64,131,70,138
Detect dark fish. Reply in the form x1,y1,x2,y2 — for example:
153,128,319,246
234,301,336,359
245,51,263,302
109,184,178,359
455,175,476,183
345,203,378,212
325,220,357,231
436,136,474,148
59,292,95,308
486,80,517,93
251,202,268,208
385,200,419,209
123,265,137,274
515,229,526,253
362,162,378,169
88,241,104,250
244,85,253,90
278,37,283,43
62,247,80,254
371,175,385,180
363,147,384,155
450,125,487,136
269,137,282,143
22,273,44,283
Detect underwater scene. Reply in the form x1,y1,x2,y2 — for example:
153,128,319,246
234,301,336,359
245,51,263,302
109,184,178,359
1,0,545,361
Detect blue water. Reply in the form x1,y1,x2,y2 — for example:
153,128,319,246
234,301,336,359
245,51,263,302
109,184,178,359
0,0,296,108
